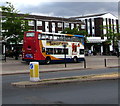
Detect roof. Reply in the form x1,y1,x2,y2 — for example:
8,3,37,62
1,12,84,24
69,12,109,19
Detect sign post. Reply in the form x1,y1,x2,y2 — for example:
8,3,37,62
63,44,67,68
29,62,40,82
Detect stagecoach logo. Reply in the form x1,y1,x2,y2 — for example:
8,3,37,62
30,64,33,69
47,41,68,46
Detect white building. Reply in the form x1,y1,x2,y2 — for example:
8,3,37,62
70,13,119,55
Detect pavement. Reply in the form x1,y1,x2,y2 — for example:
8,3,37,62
1,55,119,75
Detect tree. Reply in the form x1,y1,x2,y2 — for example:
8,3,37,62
1,2,29,59
61,27,87,35
101,24,120,53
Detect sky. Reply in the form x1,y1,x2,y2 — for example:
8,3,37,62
0,0,119,18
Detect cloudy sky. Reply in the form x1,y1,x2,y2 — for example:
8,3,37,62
0,0,119,18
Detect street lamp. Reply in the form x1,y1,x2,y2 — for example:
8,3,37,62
63,44,67,68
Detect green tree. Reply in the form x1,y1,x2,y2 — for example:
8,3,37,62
1,2,29,59
61,27,87,35
101,24,120,53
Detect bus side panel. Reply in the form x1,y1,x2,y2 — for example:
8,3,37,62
35,40,46,61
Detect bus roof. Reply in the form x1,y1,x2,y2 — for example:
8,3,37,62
25,31,84,37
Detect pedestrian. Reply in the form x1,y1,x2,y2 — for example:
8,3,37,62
88,50,92,56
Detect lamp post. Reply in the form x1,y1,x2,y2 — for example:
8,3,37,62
63,44,67,68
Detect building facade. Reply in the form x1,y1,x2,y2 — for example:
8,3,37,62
70,13,119,55
2,12,119,56
20,14,85,33
1,13,86,57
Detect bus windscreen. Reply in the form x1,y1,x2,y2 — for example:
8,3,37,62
26,33,35,37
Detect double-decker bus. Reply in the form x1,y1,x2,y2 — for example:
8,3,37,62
22,31,85,64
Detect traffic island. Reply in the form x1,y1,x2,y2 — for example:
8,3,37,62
11,72,119,88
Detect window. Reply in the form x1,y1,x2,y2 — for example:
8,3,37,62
54,48,63,54
56,35,64,41
41,34,46,40
76,24,80,27
54,35,58,40
81,25,85,29
58,23,62,27
46,48,53,54
28,21,34,26
65,23,69,28
58,31,62,33
49,34,54,40
65,36,71,41
38,33,41,39
42,47,45,52
71,36,83,42
54,48,68,54
37,21,42,26
80,49,84,54
71,37,78,42
26,33,35,37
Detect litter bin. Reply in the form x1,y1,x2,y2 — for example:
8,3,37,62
29,62,40,82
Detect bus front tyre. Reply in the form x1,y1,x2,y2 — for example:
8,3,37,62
45,57,51,64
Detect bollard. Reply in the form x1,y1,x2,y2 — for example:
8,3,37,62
104,59,107,67
29,62,40,82
84,59,86,68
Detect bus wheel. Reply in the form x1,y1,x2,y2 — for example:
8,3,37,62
73,57,78,63
45,57,51,64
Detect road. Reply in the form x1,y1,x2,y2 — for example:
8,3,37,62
2,68,119,104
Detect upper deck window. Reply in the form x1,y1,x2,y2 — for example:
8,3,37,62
26,33,35,37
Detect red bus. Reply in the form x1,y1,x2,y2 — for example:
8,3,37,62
22,31,85,64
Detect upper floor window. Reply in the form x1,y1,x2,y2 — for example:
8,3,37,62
65,23,69,28
58,23,62,27
28,20,34,26
37,21,42,26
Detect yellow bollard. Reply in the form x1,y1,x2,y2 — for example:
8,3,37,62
29,62,40,82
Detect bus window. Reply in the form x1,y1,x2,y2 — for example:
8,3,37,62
54,48,63,54
49,34,53,40
71,36,78,42
46,48,53,54
38,33,41,39
26,32,34,37
57,35,64,41
54,35,58,40
80,49,84,54
42,47,45,52
41,34,46,40
65,36,71,41
46,34,49,40
78,37,83,42
54,48,68,54
46,34,53,40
